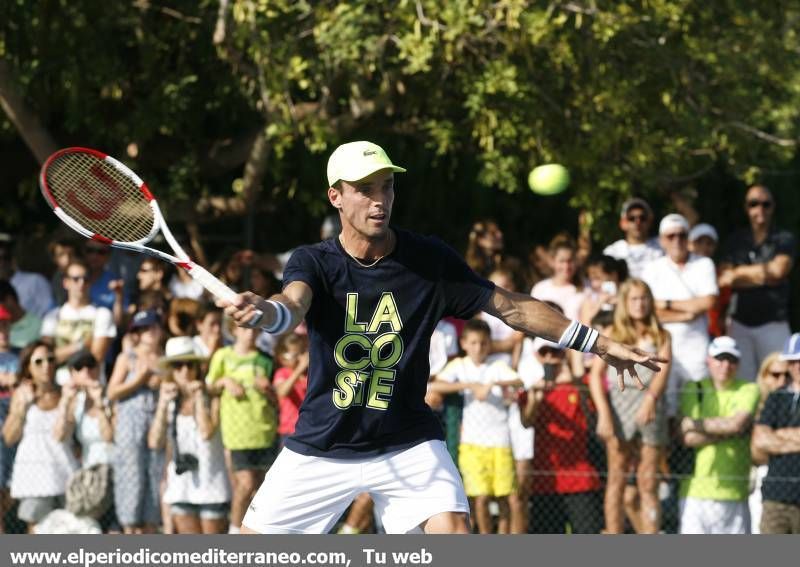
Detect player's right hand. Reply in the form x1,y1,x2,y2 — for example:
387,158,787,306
218,291,267,329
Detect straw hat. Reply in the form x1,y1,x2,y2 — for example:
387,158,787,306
159,336,207,367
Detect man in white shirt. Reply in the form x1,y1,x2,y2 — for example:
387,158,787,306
642,214,718,416
0,234,54,319
41,259,117,385
603,198,664,279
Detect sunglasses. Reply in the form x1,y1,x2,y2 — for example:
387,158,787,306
714,354,739,364
170,360,195,370
747,199,772,210
626,214,648,223
664,232,688,241
32,355,56,366
73,362,97,371
768,371,788,379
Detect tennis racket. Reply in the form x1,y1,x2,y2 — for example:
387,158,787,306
39,147,262,321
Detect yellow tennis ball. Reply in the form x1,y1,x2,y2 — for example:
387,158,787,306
528,164,570,195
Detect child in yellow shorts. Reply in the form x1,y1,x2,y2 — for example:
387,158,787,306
430,319,522,533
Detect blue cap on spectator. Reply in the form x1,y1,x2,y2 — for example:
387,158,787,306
780,333,800,361
129,308,161,330
708,336,741,360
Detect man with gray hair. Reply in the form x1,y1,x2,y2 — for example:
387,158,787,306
643,214,719,416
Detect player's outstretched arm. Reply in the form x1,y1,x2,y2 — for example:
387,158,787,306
482,287,665,390
220,280,313,334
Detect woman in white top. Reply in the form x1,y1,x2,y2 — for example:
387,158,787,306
2,341,78,532
148,337,230,534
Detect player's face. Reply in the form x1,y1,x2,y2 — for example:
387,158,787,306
331,169,394,240
460,331,491,363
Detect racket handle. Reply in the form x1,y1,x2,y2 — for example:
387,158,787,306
185,263,264,327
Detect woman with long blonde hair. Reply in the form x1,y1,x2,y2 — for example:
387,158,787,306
589,279,671,534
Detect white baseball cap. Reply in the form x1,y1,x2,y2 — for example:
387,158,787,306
326,141,407,187
708,336,741,360
689,223,718,243
658,213,690,235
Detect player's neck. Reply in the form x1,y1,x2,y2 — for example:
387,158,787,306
339,228,395,263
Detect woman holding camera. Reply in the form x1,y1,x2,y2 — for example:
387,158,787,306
148,337,230,534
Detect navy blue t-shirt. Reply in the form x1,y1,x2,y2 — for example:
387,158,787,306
758,386,800,505
282,228,495,458
721,227,797,326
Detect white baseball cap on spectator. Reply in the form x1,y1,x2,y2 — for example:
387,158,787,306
708,336,741,360
779,333,800,362
658,214,690,235
688,223,718,243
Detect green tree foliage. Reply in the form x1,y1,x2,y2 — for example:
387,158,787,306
2,1,800,247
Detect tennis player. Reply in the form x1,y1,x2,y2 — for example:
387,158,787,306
222,141,664,534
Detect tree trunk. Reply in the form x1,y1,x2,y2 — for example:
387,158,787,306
0,59,58,164
241,130,270,248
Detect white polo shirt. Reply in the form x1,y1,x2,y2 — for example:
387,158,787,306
641,253,718,343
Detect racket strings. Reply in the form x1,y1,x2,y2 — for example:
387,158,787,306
46,153,155,243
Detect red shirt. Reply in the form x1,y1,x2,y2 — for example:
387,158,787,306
530,381,602,495
273,366,308,435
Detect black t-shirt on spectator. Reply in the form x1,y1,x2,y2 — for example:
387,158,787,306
282,228,495,458
721,227,797,326
758,386,800,505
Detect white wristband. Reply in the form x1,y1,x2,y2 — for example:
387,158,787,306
557,319,599,353
262,300,292,335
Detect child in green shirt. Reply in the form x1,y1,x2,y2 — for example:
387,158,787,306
206,325,276,534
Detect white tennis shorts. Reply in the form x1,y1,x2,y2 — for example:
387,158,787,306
242,439,469,534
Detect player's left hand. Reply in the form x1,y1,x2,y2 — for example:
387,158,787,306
593,335,666,391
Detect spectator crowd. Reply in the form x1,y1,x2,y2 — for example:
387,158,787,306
0,184,799,535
